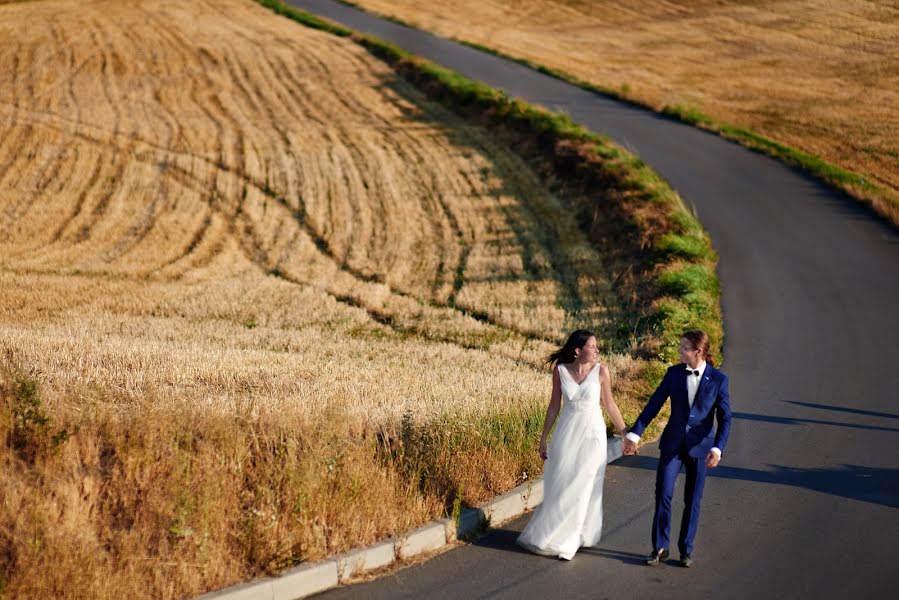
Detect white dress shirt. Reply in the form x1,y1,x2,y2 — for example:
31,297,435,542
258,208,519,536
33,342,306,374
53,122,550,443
686,360,705,408
626,360,721,458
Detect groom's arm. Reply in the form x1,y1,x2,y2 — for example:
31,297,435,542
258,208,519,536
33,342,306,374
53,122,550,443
626,368,672,443
705,373,732,467
712,374,732,454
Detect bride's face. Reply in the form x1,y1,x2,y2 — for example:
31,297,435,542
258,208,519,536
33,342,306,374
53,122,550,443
576,336,599,362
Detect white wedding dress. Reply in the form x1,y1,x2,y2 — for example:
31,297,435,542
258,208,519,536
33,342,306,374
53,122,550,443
517,362,607,560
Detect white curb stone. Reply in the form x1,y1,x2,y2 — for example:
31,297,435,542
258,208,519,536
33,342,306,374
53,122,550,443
438,517,456,543
397,521,447,559
336,539,395,581
524,479,544,510
482,482,531,525
193,579,274,600
271,560,337,600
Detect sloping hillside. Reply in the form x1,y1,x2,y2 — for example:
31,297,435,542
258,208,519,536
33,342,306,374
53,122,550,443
0,0,653,597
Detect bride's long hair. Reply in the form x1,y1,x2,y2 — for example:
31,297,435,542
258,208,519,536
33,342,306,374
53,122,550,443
546,329,595,367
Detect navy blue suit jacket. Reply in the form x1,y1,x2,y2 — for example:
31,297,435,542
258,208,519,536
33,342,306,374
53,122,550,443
631,364,732,458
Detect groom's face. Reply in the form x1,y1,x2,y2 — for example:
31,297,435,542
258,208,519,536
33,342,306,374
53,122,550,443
678,339,701,366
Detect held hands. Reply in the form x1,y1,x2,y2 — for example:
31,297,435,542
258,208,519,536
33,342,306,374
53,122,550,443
622,438,639,456
705,450,721,468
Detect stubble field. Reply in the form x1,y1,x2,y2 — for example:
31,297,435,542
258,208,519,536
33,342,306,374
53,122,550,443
350,0,899,221
0,0,659,597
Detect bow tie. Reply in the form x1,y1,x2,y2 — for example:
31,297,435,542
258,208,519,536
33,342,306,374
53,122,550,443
687,369,700,377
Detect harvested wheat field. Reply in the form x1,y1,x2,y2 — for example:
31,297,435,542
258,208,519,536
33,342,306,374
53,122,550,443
351,0,899,220
0,0,660,597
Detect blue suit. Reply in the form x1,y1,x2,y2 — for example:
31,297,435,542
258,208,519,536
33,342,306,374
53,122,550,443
630,363,732,555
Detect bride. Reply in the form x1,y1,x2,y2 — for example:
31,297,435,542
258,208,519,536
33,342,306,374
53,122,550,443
517,329,627,560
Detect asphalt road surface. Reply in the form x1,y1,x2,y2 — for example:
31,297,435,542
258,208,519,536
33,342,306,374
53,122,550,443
282,1,899,597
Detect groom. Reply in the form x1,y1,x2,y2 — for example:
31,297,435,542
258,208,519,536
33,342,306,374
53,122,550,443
623,329,731,568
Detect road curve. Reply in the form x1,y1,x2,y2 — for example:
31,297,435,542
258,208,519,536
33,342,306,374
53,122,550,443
281,1,899,597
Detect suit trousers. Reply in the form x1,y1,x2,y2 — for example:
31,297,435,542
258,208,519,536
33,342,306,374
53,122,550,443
652,442,709,555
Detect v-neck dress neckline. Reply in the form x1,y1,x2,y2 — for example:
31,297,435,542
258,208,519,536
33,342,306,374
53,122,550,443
561,362,599,386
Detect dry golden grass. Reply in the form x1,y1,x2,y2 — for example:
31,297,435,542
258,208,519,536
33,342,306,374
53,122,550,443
350,0,899,219
0,0,658,597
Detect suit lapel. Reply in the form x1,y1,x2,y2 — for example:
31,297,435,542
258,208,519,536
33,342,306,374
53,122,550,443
680,367,691,409
694,366,714,408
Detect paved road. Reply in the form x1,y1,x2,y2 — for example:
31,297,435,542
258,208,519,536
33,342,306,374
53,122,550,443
282,1,899,597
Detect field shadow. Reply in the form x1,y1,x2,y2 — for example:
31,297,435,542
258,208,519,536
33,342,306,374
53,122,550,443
372,70,645,350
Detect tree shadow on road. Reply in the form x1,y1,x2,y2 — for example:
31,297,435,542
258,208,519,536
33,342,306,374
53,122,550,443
617,455,899,509
578,547,647,566
784,400,899,421
733,411,899,433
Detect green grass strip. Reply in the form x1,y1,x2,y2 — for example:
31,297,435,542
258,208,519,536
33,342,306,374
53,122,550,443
255,0,353,36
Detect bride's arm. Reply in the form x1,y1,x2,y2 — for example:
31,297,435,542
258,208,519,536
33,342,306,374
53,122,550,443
538,368,563,459
599,364,627,435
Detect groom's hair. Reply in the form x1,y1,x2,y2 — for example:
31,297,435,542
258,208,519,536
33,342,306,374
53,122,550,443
546,329,596,367
682,329,715,367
